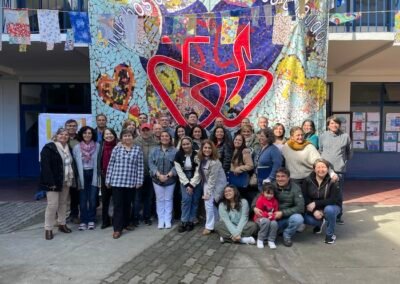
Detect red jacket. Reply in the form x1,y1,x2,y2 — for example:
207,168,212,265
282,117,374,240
253,195,279,221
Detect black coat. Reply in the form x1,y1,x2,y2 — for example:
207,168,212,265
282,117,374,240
40,142,77,192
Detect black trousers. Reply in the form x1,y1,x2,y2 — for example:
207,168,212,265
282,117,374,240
112,187,132,232
69,186,79,218
101,175,112,225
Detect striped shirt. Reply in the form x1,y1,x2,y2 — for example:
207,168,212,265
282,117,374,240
105,144,144,188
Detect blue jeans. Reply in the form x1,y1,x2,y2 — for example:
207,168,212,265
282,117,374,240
80,169,98,224
180,183,202,223
134,175,154,222
304,205,340,236
277,213,304,240
337,173,344,218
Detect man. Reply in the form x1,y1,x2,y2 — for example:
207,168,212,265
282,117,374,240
64,119,80,224
138,113,148,126
133,123,158,226
319,115,353,224
95,114,107,142
215,117,224,128
184,111,199,135
153,123,162,143
252,168,304,247
159,114,175,137
257,116,269,131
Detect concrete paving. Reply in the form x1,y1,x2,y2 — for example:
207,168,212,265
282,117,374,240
1,204,399,284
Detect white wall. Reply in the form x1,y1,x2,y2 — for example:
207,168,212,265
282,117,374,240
0,78,19,153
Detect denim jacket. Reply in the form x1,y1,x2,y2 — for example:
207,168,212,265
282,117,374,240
149,146,177,186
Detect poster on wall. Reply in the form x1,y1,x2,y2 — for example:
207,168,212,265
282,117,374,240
366,140,380,151
38,113,93,158
88,0,331,134
353,140,365,149
366,121,380,141
385,113,400,131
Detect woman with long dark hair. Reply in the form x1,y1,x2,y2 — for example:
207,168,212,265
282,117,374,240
211,126,233,172
302,119,319,149
97,127,118,229
174,125,186,149
73,126,100,230
174,137,202,232
215,185,257,244
272,123,286,152
190,125,208,151
197,140,227,235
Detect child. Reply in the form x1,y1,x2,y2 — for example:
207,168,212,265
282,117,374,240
253,184,279,249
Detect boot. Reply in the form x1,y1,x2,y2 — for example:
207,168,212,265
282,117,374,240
178,222,187,233
186,222,194,232
58,224,72,233
45,230,53,240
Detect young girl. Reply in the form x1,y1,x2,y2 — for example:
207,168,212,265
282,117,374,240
253,183,279,249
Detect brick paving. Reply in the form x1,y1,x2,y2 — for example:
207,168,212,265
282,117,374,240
0,201,46,234
101,226,238,284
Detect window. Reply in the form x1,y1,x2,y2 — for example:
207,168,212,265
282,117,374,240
351,82,400,152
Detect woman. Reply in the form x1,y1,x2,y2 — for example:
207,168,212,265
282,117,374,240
302,119,319,149
40,128,77,240
174,125,186,149
174,137,202,232
215,185,257,244
106,129,144,239
230,134,254,205
196,140,227,235
240,124,259,153
122,119,138,138
211,126,233,172
190,125,208,151
73,126,100,230
149,131,177,229
254,129,283,191
97,127,118,229
272,123,286,151
282,127,333,187
302,159,341,244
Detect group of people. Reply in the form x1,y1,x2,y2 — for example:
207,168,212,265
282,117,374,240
40,112,352,247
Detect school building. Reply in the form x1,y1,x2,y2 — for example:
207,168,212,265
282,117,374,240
0,0,399,178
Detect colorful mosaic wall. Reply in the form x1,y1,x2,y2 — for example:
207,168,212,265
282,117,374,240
89,0,330,133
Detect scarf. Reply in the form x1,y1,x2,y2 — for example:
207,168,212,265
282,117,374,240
102,140,117,175
80,141,96,163
287,140,311,151
54,142,74,187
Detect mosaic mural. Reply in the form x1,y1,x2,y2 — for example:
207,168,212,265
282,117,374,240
89,0,330,133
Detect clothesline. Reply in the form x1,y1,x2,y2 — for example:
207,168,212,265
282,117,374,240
0,6,399,19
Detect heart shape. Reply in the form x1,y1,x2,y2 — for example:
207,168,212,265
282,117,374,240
147,24,274,128
96,63,135,112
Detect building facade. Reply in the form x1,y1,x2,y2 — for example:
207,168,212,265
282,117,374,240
0,0,399,178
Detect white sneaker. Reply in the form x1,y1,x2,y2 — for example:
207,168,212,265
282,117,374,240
257,239,264,248
78,223,87,231
88,222,95,230
268,241,277,249
241,236,256,245
220,237,225,243
297,223,306,232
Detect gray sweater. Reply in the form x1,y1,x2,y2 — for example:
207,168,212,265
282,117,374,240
319,131,353,173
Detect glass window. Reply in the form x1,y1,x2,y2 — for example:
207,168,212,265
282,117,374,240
47,84,67,105
351,83,381,105
21,84,42,105
23,111,39,148
383,83,400,103
68,84,85,105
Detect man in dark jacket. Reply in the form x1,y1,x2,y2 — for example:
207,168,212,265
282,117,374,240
253,167,304,247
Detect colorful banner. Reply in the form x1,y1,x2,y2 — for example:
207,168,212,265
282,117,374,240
394,11,400,46
329,12,361,25
4,9,30,45
89,1,330,133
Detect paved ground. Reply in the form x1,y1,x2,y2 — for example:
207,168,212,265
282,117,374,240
1,179,400,284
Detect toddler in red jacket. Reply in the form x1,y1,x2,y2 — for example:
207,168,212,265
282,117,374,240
253,184,279,249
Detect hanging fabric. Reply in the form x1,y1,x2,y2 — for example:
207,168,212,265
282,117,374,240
121,13,138,48
251,6,260,28
272,14,292,46
19,44,27,52
37,9,61,51
299,0,305,15
394,11,400,46
329,12,361,25
69,11,91,44
0,7,3,51
4,9,31,45
288,0,296,17
64,29,75,51
263,4,273,26
97,14,115,46
220,14,239,45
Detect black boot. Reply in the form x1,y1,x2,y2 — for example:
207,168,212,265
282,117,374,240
178,222,187,233
186,222,194,232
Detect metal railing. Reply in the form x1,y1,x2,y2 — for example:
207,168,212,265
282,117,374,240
330,0,400,32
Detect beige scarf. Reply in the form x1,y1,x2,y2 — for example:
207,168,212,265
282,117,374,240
54,142,74,187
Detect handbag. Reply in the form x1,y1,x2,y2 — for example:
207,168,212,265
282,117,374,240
228,171,249,188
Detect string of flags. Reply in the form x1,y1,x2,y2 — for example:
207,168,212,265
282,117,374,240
0,4,399,52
